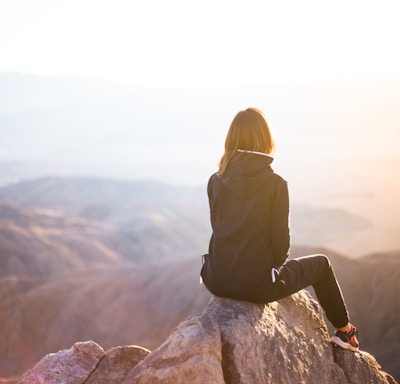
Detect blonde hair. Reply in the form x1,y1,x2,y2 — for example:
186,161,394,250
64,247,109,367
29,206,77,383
218,108,275,175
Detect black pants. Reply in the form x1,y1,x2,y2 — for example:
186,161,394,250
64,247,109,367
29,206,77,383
277,254,350,329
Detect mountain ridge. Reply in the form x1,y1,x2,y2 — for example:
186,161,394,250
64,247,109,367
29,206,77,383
0,177,399,381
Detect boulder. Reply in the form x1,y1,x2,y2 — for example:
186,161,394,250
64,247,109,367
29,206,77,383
17,341,104,384
85,345,150,384
17,291,397,384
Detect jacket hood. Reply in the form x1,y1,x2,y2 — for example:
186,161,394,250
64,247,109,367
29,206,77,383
220,151,274,199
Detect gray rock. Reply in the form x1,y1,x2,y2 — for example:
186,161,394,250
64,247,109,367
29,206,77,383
17,291,398,384
124,291,396,384
85,345,150,384
333,348,398,384
123,312,225,384
17,341,104,384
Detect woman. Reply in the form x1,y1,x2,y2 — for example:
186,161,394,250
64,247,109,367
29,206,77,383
200,107,359,351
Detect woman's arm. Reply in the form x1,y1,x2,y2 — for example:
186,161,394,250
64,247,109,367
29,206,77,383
270,179,290,267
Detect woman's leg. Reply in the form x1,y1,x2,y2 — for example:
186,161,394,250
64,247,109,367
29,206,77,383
278,254,350,328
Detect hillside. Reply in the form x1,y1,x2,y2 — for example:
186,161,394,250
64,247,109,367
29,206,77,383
0,177,399,381
0,204,126,278
0,260,211,378
0,178,210,264
0,176,372,259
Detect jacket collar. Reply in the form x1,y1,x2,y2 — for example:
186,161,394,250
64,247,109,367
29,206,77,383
237,149,274,159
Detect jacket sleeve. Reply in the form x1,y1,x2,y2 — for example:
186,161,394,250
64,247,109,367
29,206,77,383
270,178,290,267
207,173,218,210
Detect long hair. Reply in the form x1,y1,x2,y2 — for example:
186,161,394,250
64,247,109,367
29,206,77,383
218,108,275,175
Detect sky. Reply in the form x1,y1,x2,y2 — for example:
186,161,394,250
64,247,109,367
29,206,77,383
1,0,400,88
0,0,400,256
0,0,399,181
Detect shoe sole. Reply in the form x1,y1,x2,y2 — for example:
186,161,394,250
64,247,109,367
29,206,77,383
331,336,359,352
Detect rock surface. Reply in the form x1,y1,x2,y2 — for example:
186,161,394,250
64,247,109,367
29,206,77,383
17,342,150,384
17,291,397,384
17,341,104,384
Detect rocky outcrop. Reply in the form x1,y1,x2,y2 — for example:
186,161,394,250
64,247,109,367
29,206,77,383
17,342,150,384
17,291,397,384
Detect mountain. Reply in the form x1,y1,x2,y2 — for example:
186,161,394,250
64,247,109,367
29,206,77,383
0,260,211,380
0,176,372,258
0,177,399,381
0,178,210,264
2,72,400,256
1,245,399,381
0,204,126,278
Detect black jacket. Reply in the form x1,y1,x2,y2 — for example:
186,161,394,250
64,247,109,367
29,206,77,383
201,151,290,302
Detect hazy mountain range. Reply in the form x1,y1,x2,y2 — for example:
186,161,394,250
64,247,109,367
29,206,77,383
0,176,371,259
0,177,399,382
0,73,399,381
1,72,400,257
